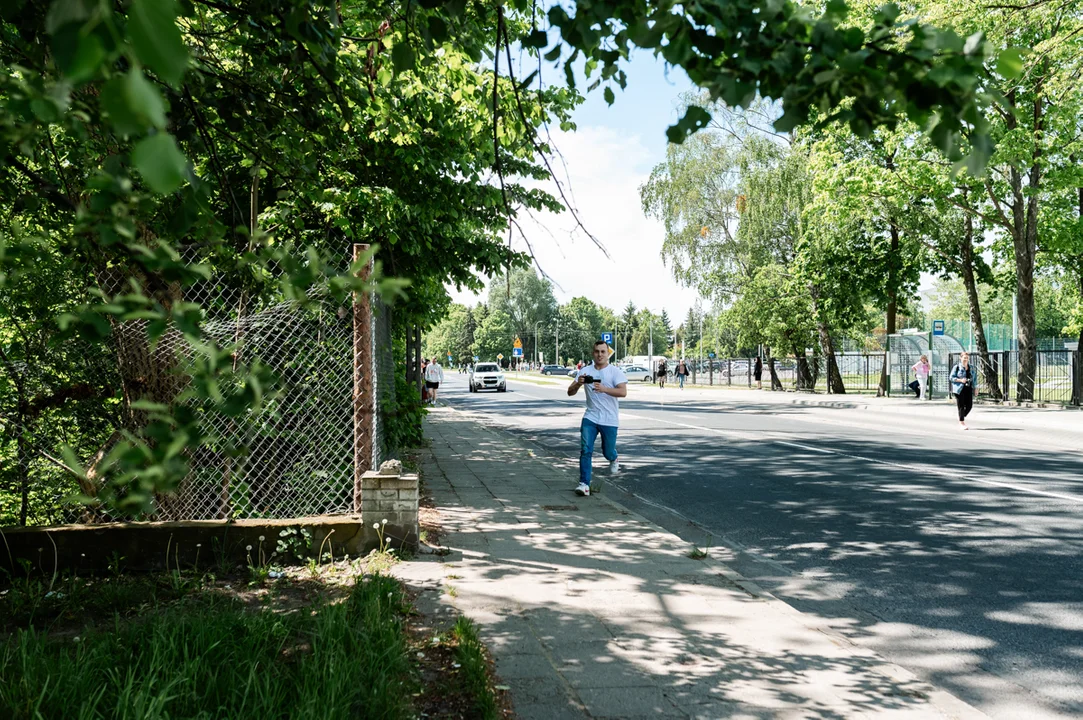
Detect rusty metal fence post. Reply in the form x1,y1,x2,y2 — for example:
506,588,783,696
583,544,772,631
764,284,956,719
353,244,374,513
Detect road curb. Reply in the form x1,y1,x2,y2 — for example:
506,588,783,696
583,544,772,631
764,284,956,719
428,402,992,719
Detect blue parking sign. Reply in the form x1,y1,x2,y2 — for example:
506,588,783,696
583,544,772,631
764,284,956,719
601,331,613,345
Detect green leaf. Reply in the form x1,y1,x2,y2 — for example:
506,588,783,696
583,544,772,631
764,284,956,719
997,48,1025,80
427,16,449,44
392,41,416,73
65,33,106,82
45,0,89,34
100,70,167,135
126,70,167,129
128,0,189,86
665,106,711,144
603,86,615,105
524,29,548,49
132,133,188,194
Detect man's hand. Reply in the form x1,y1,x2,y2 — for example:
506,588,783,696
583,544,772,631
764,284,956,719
567,376,583,396
591,381,606,395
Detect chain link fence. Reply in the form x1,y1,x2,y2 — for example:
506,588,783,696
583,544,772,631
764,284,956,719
1,249,392,527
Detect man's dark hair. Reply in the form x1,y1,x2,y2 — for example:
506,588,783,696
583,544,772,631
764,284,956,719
593,340,609,350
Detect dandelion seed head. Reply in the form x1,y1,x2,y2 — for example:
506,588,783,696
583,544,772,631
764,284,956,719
246,545,253,551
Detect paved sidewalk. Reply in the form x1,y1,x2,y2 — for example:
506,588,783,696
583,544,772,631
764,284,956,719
394,407,989,719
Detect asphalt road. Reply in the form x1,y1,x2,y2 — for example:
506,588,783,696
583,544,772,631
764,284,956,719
440,371,1083,720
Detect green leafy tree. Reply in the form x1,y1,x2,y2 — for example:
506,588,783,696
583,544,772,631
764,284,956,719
0,0,575,516
472,309,514,362
487,268,559,352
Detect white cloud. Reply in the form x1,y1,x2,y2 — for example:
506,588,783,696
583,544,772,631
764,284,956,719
448,125,704,321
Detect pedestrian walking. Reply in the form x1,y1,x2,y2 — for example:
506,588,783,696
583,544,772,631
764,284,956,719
911,354,930,400
676,359,690,389
753,356,763,389
949,351,974,429
567,341,628,497
424,356,444,405
657,358,668,389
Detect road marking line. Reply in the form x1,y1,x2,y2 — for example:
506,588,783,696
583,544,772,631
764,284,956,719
471,382,1083,505
623,412,1083,505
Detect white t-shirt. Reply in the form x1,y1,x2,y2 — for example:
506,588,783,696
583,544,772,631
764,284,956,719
424,363,444,383
575,363,628,427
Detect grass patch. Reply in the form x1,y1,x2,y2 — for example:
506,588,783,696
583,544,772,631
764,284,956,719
0,574,414,720
687,537,712,560
451,616,500,720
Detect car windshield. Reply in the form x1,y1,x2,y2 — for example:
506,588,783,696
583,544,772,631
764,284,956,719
475,364,499,373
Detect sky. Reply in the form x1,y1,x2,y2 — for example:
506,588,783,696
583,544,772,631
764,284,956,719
446,51,939,324
447,51,707,321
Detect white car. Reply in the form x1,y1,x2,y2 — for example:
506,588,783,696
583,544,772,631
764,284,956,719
620,365,655,383
469,363,506,393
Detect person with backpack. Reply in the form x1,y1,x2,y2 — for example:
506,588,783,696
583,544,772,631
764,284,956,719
949,352,974,429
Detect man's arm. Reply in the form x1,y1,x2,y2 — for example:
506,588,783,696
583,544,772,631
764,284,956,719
568,376,583,396
592,381,627,398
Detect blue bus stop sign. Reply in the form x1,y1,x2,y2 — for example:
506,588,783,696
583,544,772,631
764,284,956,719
933,320,945,336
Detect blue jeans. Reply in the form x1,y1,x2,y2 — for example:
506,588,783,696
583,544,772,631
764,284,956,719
580,418,617,486
677,374,685,388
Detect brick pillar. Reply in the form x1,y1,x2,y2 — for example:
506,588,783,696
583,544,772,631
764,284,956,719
361,464,419,550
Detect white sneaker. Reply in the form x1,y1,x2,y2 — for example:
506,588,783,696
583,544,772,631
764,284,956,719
609,460,620,475
575,482,590,496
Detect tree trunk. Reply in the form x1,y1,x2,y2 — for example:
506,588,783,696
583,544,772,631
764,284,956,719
959,192,1000,400
97,260,190,518
766,351,783,391
786,333,813,389
809,283,845,394
1013,93,1043,401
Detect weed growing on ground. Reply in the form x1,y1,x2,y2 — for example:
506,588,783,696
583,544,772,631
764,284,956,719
451,616,500,720
687,537,712,560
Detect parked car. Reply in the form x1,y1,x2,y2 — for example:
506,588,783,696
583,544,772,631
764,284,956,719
540,365,572,376
620,365,654,383
469,363,506,392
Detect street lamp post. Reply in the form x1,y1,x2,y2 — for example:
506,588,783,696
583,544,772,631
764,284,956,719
534,321,542,367
698,312,703,371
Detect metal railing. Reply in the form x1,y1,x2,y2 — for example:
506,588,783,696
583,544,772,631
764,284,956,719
948,351,1081,405
680,351,1082,405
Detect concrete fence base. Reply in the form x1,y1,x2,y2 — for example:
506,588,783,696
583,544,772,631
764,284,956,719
0,465,420,577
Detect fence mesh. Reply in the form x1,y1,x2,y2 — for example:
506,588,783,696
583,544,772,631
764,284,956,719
1,254,390,527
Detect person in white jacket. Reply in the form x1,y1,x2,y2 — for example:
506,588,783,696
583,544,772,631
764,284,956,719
911,354,931,400
424,357,445,405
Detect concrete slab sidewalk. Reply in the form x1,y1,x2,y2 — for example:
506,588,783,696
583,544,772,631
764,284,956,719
393,407,990,719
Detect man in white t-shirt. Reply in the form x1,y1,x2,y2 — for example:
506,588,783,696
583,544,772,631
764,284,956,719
424,357,444,405
567,340,628,496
